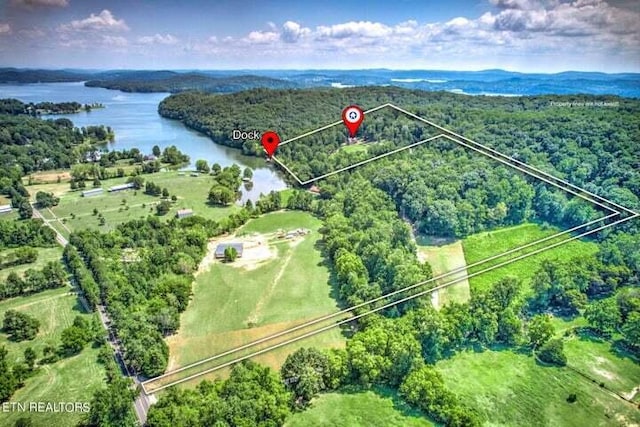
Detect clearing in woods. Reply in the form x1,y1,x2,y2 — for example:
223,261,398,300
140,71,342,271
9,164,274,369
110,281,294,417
165,211,345,379
436,347,640,427
415,235,470,308
284,386,433,427
0,287,105,427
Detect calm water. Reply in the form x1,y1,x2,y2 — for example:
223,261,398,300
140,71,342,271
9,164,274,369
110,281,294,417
0,82,287,202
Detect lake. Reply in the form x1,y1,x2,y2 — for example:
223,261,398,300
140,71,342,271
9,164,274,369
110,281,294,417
0,82,288,202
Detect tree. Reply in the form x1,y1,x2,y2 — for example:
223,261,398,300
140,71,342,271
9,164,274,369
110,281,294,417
126,175,144,190
281,348,330,405
223,246,238,262
18,201,32,220
527,314,555,348
152,145,161,157
2,310,40,341
243,167,253,180
87,377,138,427
0,346,18,401
23,347,36,371
35,191,59,208
195,159,210,173
537,338,567,366
156,200,171,216
60,325,89,355
161,188,169,198
622,311,640,351
585,298,620,337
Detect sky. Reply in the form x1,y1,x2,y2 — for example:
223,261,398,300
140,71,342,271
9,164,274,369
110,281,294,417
0,0,638,72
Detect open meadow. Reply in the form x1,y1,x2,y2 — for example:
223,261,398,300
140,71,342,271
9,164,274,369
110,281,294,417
285,386,434,427
436,347,640,427
416,236,470,308
0,246,63,281
462,222,599,292
0,288,105,427
165,211,345,378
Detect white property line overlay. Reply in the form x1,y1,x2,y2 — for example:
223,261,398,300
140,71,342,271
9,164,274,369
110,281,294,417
144,104,638,392
142,212,618,387
270,102,636,216
143,213,637,394
272,134,444,185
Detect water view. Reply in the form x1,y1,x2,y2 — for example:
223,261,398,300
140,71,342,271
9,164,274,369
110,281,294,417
0,82,287,202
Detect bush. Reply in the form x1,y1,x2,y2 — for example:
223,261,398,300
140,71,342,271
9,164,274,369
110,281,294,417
538,338,567,366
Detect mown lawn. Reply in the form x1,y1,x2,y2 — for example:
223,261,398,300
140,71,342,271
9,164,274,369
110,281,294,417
0,246,63,281
166,211,344,375
285,386,434,427
462,223,598,292
33,170,238,234
436,348,640,427
0,288,105,427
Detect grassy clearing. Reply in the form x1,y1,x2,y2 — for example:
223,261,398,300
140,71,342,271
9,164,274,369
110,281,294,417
0,288,105,427
0,246,63,281
285,386,434,427
30,170,238,234
416,237,470,308
462,223,598,292
166,211,344,374
564,333,640,399
437,348,640,427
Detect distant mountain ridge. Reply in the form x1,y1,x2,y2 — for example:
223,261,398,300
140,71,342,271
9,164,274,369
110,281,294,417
0,68,638,97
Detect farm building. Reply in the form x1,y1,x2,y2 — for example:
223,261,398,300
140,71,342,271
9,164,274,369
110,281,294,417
0,204,12,214
108,183,135,192
82,188,104,197
214,243,244,259
176,209,194,219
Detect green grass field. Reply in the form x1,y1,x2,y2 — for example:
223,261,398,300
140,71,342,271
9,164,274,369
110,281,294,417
416,237,470,308
0,288,105,427
166,211,344,374
31,170,238,234
437,348,640,427
462,223,598,292
285,386,434,427
0,246,63,281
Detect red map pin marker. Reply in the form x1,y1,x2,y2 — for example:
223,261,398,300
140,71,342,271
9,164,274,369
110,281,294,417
342,105,364,138
261,131,281,158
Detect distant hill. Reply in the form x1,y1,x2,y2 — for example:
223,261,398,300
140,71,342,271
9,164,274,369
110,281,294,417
84,72,299,93
0,68,92,83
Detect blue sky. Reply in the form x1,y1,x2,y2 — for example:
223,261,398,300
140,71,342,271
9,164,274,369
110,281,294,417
0,0,638,72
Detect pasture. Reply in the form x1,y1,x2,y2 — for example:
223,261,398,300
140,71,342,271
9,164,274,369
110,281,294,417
0,287,105,427
415,237,470,308
462,223,598,292
436,348,640,427
285,386,433,427
165,211,345,378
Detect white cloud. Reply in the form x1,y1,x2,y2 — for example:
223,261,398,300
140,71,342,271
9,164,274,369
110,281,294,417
59,10,129,33
0,23,11,35
245,30,279,44
317,21,393,39
138,33,179,45
11,0,68,7
281,21,310,43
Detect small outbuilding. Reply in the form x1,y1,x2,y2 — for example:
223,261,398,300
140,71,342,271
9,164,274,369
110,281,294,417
176,208,194,219
0,204,12,214
214,243,244,259
108,183,135,192
82,188,104,197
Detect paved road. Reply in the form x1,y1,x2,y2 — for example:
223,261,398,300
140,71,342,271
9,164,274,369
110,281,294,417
33,206,150,425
